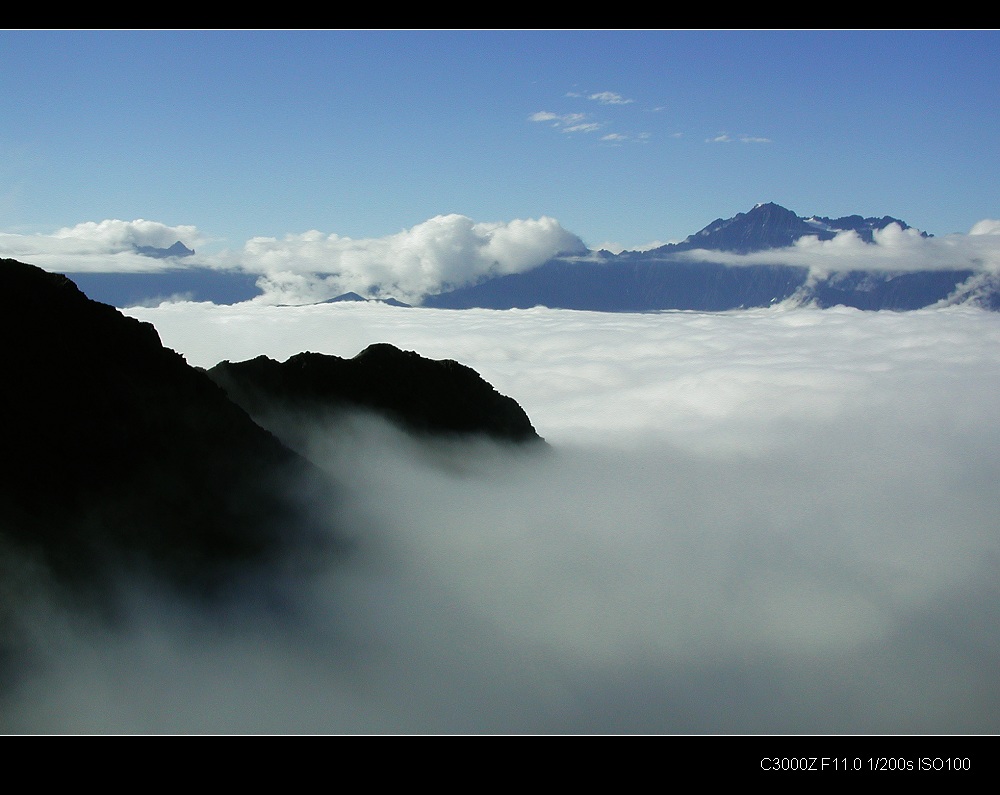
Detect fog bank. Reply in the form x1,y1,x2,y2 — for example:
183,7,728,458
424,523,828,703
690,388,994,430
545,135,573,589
4,303,999,733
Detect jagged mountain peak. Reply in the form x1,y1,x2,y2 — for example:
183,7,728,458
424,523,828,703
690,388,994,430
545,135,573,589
666,202,923,254
669,202,815,254
134,240,195,259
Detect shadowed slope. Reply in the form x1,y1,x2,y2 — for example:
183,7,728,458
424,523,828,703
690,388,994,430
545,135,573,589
0,258,336,594
208,344,543,446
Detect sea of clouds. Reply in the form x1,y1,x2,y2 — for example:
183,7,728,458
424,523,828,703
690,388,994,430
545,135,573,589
3,300,999,734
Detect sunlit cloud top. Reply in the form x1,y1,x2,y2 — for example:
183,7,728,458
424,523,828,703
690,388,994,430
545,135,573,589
242,214,586,305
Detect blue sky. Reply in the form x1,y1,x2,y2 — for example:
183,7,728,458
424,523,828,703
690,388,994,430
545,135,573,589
2,29,998,297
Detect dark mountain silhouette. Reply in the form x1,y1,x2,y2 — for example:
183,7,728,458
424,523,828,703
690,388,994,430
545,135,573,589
0,258,336,598
0,258,549,692
208,345,542,445
0,258,543,605
423,203,987,312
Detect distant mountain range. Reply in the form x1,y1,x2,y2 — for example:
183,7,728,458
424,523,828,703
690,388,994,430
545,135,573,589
657,202,929,252
422,203,997,312
67,204,1000,310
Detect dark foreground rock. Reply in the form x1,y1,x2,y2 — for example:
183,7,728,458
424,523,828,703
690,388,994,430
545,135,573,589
1,258,543,601
0,258,336,596
208,345,544,445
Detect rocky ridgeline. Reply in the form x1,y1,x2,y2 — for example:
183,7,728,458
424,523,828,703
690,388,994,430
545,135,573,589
0,258,540,599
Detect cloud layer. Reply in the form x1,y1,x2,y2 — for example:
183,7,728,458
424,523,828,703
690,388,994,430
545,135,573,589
0,215,586,305
242,214,586,305
0,219,209,273
680,220,1000,275
4,301,999,733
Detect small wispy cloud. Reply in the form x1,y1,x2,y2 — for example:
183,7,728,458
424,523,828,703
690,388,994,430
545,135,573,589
528,111,561,123
587,91,634,105
533,89,650,144
599,132,652,146
530,111,600,134
707,132,772,144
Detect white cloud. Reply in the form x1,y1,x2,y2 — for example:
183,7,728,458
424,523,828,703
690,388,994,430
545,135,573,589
52,219,203,250
969,219,1000,236
588,91,634,105
707,132,771,144
600,132,651,145
562,122,601,134
8,301,1000,734
566,91,634,105
529,111,594,132
241,214,587,305
0,214,585,304
0,219,210,273
678,221,1000,274
535,92,641,141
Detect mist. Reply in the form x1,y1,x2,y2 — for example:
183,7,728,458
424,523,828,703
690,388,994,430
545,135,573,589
3,302,1000,734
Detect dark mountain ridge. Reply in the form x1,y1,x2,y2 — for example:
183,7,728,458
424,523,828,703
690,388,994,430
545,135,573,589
0,258,332,596
0,259,541,605
208,346,542,446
